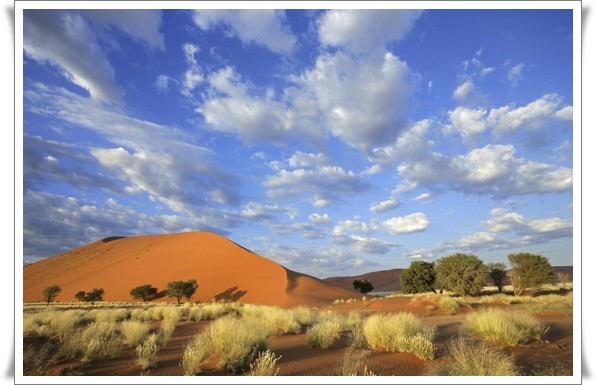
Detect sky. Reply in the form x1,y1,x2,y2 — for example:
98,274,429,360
18,3,578,279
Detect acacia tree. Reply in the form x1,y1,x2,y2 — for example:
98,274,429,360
42,285,61,306
130,284,158,302
435,253,489,296
167,279,198,304
400,261,436,294
508,253,556,296
487,263,508,293
352,279,373,294
74,288,105,305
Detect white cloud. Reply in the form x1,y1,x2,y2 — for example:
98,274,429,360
370,119,433,166
483,208,526,232
81,9,165,51
290,51,417,153
309,213,332,224
24,10,124,102
240,202,298,221
192,10,296,55
154,74,171,92
398,143,572,198
487,94,567,135
263,165,370,207
181,43,203,96
507,63,526,86
369,198,401,213
288,152,329,168
382,213,430,235
318,9,423,54
413,192,433,201
333,219,369,236
446,106,488,141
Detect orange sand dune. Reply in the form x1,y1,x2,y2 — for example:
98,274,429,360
23,231,359,307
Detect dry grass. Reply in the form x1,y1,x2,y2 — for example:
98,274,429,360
362,312,436,360
425,336,519,376
121,320,150,348
338,348,376,376
181,333,213,375
81,321,122,362
464,307,548,345
136,333,160,370
248,350,281,376
306,320,342,349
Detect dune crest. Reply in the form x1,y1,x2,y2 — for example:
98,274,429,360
23,231,358,307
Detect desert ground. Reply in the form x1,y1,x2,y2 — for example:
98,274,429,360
22,231,574,378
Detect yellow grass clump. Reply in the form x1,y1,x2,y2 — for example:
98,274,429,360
464,307,548,345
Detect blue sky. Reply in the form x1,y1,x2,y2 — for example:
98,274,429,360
19,4,577,278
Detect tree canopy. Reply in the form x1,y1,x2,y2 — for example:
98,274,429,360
130,284,158,302
487,262,508,293
74,288,105,305
508,252,556,296
42,285,61,306
400,261,436,294
167,279,198,304
352,279,373,294
435,253,488,296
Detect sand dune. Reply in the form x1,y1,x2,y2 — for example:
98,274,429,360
23,231,359,307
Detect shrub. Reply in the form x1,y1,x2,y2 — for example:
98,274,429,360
181,333,213,375
425,336,518,376
136,333,160,370
207,315,271,373
306,320,341,349
81,322,122,362
74,288,105,305
435,254,489,296
464,308,548,345
353,279,374,294
487,263,508,293
338,348,375,376
290,306,317,327
159,308,182,347
248,350,281,376
48,310,82,340
362,312,436,360
508,253,556,296
439,296,460,315
400,261,436,294
121,321,150,348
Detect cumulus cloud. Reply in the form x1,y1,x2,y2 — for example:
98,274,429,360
446,106,488,142
23,190,234,261
192,10,296,54
309,213,332,224
23,10,124,102
382,213,430,235
333,219,369,236
240,202,298,221
318,9,423,54
370,198,401,213
398,143,572,198
369,119,434,166
263,164,370,207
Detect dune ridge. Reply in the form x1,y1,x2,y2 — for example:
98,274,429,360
23,231,358,307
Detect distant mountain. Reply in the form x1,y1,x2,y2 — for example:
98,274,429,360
323,265,573,293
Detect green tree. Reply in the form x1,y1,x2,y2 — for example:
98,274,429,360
42,285,61,306
352,279,373,294
487,263,508,293
167,279,198,304
435,253,489,296
400,261,436,294
74,288,105,305
508,253,556,296
130,284,158,302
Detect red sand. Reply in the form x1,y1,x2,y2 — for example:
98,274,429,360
23,231,360,307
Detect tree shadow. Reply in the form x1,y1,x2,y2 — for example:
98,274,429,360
212,286,247,302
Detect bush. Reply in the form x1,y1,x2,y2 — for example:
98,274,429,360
207,315,271,373
362,312,436,360
181,333,213,375
306,320,342,349
400,261,436,294
136,333,160,370
121,321,150,348
508,253,556,296
435,254,489,296
338,348,375,376
353,279,374,294
425,336,518,376
464,308,548,345
248,350,281,376
438,296,460,315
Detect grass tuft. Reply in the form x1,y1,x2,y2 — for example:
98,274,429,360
306,320,342,349
248,350,281,376
464,308,548,345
